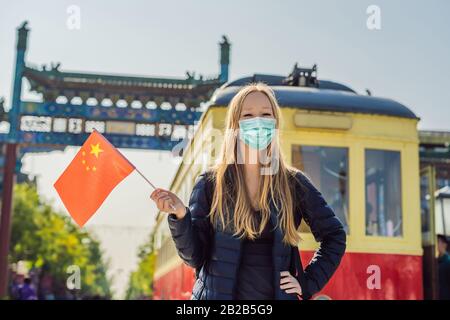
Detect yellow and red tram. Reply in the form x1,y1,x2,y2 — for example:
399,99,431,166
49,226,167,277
152,71,427,300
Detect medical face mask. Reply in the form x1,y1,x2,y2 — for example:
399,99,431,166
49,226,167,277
238,117,276,150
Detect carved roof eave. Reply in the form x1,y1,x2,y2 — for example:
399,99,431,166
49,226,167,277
23,66,223,99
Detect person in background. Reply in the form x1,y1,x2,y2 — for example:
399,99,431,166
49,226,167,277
9,271,22,300
437,234,450,300
18,278,37,300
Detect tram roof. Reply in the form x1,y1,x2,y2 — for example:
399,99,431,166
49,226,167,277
209,75,419,120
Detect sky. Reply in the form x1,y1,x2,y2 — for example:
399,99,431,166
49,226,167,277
1,0,449,298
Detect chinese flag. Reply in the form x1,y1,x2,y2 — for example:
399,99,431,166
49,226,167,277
54,129,135,227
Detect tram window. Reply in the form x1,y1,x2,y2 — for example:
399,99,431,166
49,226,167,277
365,149,402,237
292,145,349,234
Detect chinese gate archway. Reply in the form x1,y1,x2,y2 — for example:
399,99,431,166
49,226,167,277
0,21,231,297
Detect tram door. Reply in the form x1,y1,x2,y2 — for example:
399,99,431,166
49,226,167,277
420,165,439,299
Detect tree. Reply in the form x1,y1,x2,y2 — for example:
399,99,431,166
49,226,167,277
125,233,156,300
9,182,112,299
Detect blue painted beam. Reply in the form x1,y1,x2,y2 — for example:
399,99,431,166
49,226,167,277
20,101,203,125
19,145,67,154
0,131,189,151
17,131,187,151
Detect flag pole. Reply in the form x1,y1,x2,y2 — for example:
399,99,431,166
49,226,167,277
134,167,177,211
134,167,157,190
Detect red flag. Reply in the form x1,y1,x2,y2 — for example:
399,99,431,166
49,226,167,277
54,129,135,227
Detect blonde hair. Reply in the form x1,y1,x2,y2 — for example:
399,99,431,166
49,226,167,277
207,82,305,246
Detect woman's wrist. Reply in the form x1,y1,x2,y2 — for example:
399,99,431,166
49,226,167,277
174,206,187,219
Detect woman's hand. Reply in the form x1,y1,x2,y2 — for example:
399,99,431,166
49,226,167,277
280,271,302,297
150,188,186,219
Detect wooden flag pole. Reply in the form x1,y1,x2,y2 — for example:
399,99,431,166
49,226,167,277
134,167,157,190
134,167,177,211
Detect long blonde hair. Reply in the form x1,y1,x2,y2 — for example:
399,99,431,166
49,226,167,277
207,82,306,246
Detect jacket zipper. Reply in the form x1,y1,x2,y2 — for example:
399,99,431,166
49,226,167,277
232,238,244,299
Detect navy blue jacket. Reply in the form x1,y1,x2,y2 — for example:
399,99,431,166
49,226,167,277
167,169,346,300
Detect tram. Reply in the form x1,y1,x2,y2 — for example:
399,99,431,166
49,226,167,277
152,65,431,300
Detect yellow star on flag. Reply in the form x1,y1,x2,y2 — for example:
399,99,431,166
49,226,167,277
90,143,104,159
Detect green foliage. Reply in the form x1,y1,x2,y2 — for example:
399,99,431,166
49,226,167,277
125,233,156,300
10,182,112,299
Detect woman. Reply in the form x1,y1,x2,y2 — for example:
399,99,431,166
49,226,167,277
150,82,346,300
